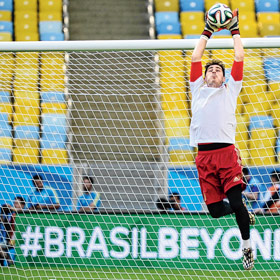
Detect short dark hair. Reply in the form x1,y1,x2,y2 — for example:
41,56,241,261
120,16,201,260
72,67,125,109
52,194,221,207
270,170,280,181
14,196,25,206
205,59,225,77
243,167,249,176
32,174,43,186
83,176,94,184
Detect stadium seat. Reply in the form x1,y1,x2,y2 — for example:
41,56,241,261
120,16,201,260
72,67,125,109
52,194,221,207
13,106,40,126
164,113,190,138
154,0,179,12
264,57,280,82
0,121,11,137
238,12,257,23
41,149,68,165
243,103,271,121
0,53,14,79
40,77,65,91
0,0,13,11
39,11,62,21
16,52,39,69
160,80,186,94
0,136,12,149
212,29,231,38
0,91,9,103
15,32,39,41
180,11,204,25
243,57,265,82
204,0,230,11
242,82,270,104
39,0,62,12
0,102,12,122
250,128,276,149
238,149,250,166
157,34,182,39
0,21,12,33
0,32,11,40
181,21,204,37
41,32,64,42
157,22,181,35
39,21,62,34
255,0,279,12
249,115,274,130
14,68,39,85
14,125,39,149
239,21,259,37
0,147,11,163
250,148,276,165
269,81,280,102
14,11,37,22
231,0,255,12
41,91,65,103
169,150,194,165
257,12,280,23
180,0,204,11
0,11,11,21
236,116,249,150
13,147,39,164
41,133,66,149
259,23,280,37
158,50,184,68
160,66,184,81
41,102,67,114
42,113,67,135
161,92,188,113
155,11,179,27
271,102,280,128
14,0,37,11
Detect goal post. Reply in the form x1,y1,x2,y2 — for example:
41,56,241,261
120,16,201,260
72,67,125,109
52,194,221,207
0,38,280,280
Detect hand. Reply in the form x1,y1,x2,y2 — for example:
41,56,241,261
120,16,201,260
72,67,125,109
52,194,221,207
202,14,219,40
226,8,240,36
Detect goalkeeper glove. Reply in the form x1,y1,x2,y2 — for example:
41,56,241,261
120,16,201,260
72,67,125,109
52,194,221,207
226,8,240,37
201,14,219,40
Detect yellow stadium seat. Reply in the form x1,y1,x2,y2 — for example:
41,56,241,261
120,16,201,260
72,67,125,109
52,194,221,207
261,48,280,57
14,139,39,149
160,80,186,94
243,103,271,121
235,116,249,150
161,92,188,113
15,32,39,41
158,50,184,67
169,150,194,165
40,56,65,69
238,12,256,23
154,0,179,12
250,148,276,166
39,0,62,11
180,11,204,25
250,128,276,149
13,80,38,92
13,106,40,126
0,103,12,122
40,69,65,81
14,11,37,23
269,81,280,103
236,95,244,115
41,102,67,114
16,52,39,70
14,0,37,11
241,81,269,104
271,102,280,128
14,92,40,108
258,12,280,24
40,78,65,91
0,11,11,21
41,149,68,165
259,23,280,37
39,11,62,21
211,49,234,69
243,57,265,83
205,0,230,11
0,33,12,41
182,22,204,37
238,149,250,166
0,53,14,80
160,72,185,83
157,34,182,39
0,137,12,149
164,114,190,138
14,68,39,84
13,148,39,164
240,22,259,37
231,0,255,12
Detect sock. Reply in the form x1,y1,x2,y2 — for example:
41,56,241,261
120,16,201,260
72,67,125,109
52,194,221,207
242,239,251,249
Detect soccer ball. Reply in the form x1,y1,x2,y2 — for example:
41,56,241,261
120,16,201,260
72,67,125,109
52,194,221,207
207,3,233,29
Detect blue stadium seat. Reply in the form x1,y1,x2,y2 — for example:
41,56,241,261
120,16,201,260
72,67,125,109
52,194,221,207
0,147,11,162
0,112,9,123
180,0,204,11
41,91,65,103
0,122,11,137
213,29,231,36
155,12,179,27
39,21,62,33
157,22,181,35
263,57,280,81
0,21,12,33
41,135,66,149
168,137,192,151
249,115,274,130
0,91,10,103
184,34,200,39
14,125,39,140
0,0,13,11
40,32,64,41
42,113,67,139
255,0,279,12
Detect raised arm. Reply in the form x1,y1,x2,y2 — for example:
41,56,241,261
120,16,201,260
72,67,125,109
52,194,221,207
192,37,208,62
233,35,244,62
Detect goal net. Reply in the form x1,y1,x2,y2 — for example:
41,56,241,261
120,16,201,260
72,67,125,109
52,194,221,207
0,39,280,280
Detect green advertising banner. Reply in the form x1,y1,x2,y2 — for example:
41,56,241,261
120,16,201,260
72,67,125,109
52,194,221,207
15,213,280,271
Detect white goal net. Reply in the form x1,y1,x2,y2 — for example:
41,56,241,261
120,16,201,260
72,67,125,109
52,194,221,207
0,39,280,280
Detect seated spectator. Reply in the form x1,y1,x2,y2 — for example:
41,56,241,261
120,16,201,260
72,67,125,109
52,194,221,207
0,197,25,266
28,174,60,211
255,171,280,214
156,197,171,211
77,176,101,213
242,167,262,211
169,192,187,211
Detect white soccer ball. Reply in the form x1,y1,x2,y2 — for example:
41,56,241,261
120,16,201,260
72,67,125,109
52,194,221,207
207,3,233,29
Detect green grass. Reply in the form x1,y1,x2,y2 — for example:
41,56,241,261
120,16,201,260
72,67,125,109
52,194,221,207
1,267,280,280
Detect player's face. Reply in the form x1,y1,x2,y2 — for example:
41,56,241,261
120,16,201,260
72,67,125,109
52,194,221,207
205,65,225,88
34,179,44,191
14,199,25,210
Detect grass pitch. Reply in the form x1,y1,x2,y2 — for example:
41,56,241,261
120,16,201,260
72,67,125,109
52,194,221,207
1,267,280,280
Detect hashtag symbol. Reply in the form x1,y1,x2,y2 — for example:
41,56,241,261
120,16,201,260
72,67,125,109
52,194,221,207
20,226,43,257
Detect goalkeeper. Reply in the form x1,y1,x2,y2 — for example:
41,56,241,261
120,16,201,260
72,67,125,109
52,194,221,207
190,10,255,271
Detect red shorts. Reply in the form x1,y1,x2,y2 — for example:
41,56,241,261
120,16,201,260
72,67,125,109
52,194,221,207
195,145,245,205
